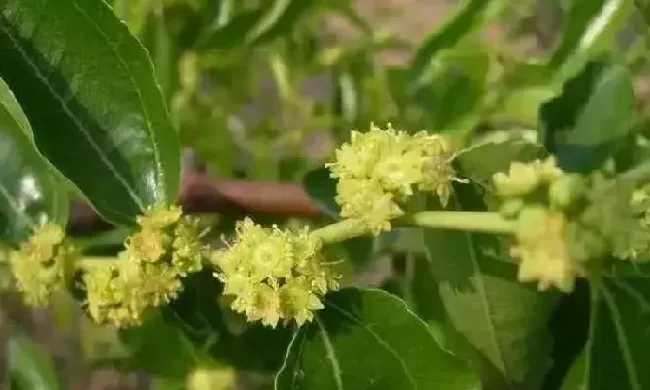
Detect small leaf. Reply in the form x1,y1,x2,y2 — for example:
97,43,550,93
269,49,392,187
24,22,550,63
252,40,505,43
274,288,479,390
548,0,634,80
538,60,635,173
0,77,68,245
246,0,314,45
302,167,339,219
0,0,181,226
417,49,490,142
409,0,491,90
198,0,315,50
7,326,61,390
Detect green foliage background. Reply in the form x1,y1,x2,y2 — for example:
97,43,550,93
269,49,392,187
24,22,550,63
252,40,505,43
1,0,650,389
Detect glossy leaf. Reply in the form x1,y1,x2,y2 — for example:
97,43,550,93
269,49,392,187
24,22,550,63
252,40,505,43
0,77,68,245
539,60,635,173
274,288,479,390
0,0,181,226
7,326,61,390
548,0,634,79
424,142,560,389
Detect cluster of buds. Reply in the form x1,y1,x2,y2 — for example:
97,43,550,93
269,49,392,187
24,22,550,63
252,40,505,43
8,223,79,307
492,157,602,293
326,123,458,235
83,205,208,328
212,218,340,328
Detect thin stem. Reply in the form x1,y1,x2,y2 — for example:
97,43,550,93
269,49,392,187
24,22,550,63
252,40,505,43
312,218,370,243
76,256,118,270
396,211,515,234
312,211,515,244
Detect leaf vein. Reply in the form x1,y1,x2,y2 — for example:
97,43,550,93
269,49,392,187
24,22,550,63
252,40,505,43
0,18,145,210
325,301,418,389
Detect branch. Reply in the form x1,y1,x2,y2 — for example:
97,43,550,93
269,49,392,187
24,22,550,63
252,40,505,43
68,172,321,234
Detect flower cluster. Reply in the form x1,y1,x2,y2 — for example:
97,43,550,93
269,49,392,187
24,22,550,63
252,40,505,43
84,205,208,327
492,157,601,293
9,223,78,307
213,218,340,328
326,123,457,235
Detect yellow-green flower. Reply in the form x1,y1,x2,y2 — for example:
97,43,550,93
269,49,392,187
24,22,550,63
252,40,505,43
510,207,588,293
83,204,208,328
327,123,458,234
213,218,340,328
493,156,568,200
9,223,78,307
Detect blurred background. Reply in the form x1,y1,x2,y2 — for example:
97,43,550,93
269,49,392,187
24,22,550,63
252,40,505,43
1,0,649,388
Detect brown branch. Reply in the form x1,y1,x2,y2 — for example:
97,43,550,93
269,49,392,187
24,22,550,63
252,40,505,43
68,172,322,234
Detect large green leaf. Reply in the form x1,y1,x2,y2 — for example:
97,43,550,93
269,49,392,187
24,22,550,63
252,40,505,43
0,77,68,245
0,0,181,226
548,0,634,80
559,277,650,390
7,326,61,390
274,288,479,390
424,141,559,389
538,60,635,173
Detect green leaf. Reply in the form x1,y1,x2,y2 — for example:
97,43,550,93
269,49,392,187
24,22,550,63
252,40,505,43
416,49,490,142
198,0,315,50
541,280,590,390
0,0,181,226
425,142,560,389
168,270,293,373
0,77,68,245
274,288,479,390
456,138,547,187
119,312,198,379
302,167,339,219
409,0,491,90
557,277,650,390
538,60,635,173
7,326,61,390
246,0,313,45
548,0,634,80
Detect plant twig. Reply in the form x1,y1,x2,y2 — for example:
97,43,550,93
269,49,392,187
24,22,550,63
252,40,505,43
68,172,321,234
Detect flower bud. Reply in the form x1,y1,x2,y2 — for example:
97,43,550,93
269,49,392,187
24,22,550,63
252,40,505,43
511,206,589,293
498,198,525,219
493,162,539,198
548,174,587,210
